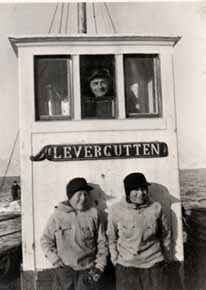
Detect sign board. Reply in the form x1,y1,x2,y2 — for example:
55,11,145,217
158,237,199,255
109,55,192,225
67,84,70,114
30,141,168,162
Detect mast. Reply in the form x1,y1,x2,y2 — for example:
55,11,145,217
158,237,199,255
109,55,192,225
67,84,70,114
78,3,87,33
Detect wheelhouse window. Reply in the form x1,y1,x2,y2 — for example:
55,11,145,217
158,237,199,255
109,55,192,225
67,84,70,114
80,55,116,119
34,56,72,121
124,54,162,118
34,53,162,122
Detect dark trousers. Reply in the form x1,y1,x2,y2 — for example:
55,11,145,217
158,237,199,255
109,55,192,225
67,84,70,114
115,262,167,290
53,266,99,290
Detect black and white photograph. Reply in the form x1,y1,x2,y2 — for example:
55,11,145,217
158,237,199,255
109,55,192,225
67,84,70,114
0,2,205,290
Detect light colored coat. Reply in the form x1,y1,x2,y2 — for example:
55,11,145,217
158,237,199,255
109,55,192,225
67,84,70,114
107,198,171,268
40,201,108,270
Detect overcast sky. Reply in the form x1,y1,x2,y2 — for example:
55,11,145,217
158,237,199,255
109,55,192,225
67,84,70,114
0,1,205,176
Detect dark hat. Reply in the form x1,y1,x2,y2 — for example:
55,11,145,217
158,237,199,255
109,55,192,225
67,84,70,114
66,177,93,200
88,68,111,82
124,172,151,203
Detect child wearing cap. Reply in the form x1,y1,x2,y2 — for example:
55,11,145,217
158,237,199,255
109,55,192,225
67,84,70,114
107,172,171,290
40,177,108,290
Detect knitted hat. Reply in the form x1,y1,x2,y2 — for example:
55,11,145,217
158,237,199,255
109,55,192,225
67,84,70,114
88,68,111,82
123,173,151,203
66,177,93,200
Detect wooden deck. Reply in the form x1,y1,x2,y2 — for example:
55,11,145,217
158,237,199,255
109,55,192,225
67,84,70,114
0,274,20,290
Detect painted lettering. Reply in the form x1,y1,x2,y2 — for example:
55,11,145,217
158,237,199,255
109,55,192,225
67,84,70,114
84,146,93,158
103,145,112,157
30,142,168,162
94,145,102,158
63,146,72,158
123,144,132,156
133,144,142,156
51,146,62,159
142,143,151,155
151,143,160,155
73,145,82,158
113,144,122,156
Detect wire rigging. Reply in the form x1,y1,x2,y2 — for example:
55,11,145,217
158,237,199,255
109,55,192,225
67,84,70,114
0,130,20,193
104,3,117,33
65,3,70,34
48,3,59,33
77,2,80,33
59,3,64,34
100,3,109,33
92,3,98,34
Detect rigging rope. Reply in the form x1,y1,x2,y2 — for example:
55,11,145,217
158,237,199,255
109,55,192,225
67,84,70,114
100,3,109,33
92,3,97,34
48,2,117,35
59,3,64,34
77,2,80,33
48,3,59,33
0,130,19,193
65,3,70,34
104,3,117,33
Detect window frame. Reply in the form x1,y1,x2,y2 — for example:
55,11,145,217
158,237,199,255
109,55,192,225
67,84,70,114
123,53,162,119
79,54,117,120
33,52,163,123
34,55,73,122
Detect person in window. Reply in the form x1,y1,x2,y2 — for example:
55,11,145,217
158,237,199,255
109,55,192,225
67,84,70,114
40,177,108,290
82,68,114,119
107,172,172,290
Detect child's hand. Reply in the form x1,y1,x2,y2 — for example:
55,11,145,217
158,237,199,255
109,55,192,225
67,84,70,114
53,258,65,268
88,267,103,282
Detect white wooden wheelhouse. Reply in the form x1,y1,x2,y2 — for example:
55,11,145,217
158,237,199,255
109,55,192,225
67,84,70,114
9,34,182,289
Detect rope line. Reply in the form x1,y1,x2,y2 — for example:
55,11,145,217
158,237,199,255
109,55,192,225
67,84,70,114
0,130,19,193
48,3,59,33
77,2,80,33
65,2,70,34
101,3,109,33
92,3,97,34
0,231,21,239
0,215,21,223
104,3,117,33
59,3,64,34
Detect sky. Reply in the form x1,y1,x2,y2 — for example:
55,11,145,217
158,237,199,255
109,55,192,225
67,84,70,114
0,1,205,176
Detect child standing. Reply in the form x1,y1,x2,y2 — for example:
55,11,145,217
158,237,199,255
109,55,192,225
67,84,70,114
107,172,171,290
41,177,108,290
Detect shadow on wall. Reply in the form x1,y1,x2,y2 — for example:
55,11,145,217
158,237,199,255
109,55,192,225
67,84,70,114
88,182,183,290
34,182,183,290
89,181,181,260
149,183,181,260
89,183,115,223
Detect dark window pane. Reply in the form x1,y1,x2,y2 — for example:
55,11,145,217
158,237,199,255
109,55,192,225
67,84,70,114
80,55,116,119
124,54,162,118
35,56,72,121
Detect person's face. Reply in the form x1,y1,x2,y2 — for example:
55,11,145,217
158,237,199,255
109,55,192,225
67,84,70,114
69,190,89,211
129,186,148,205
90,77,109,97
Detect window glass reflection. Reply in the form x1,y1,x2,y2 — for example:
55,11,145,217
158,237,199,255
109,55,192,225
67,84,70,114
124,54,161,118
35,56,72,121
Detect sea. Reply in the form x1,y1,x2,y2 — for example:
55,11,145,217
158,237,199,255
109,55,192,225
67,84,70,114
0,169,206,254
0,176,21,253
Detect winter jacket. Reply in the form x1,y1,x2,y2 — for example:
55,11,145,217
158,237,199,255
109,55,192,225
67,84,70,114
40,201,108,271
107,197,171,268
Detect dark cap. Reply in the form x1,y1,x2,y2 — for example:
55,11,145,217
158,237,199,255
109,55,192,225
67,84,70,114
124,172,151,202
66,177,93,200
88,68,111,82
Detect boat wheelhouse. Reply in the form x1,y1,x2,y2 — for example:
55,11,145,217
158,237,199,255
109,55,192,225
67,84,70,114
9,33,182,289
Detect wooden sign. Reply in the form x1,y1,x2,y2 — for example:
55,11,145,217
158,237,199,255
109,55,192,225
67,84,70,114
30,142,168,162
